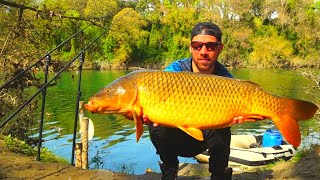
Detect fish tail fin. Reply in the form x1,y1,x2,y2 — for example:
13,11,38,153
285,98,319,120
273,98,318,148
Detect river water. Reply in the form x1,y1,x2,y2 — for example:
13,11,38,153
29,68,320,175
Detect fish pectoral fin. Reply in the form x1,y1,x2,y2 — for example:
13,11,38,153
177,126,204,141
133,106,143,142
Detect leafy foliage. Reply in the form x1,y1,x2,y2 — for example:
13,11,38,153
3,135,69,164
107,8,149,68
1,0,319,69
4,135,36,156
249,21,294,68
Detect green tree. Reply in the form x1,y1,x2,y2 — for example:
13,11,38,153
159,3,197,65
258,0,319,67
248,18,293,68
106,8,148,68
84,0,118,24
286,0,320,66
0,0,43,140
1,0,319,70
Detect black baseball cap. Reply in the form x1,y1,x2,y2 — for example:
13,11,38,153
191,22,222,42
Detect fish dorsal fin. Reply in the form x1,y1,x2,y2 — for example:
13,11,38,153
236,79,262,89
177,126,204,141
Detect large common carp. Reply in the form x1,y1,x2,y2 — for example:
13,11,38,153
85,70,318,147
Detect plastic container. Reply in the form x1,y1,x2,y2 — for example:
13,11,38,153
262,129,282,147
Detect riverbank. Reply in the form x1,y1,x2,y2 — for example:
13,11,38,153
0,138,319,179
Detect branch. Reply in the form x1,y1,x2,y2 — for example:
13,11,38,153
0,0,107,29
0,30,13,56
0,0,38,11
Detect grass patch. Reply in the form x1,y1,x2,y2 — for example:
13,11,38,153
255,159,286,171
251,144,319,172
2,135,68,164
4,135,36,156
289,145,316,163
39,148,69,164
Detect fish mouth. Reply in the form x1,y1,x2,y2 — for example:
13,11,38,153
85,100,100,112
84,100,122,114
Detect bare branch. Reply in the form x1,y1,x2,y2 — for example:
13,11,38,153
0,30,13,56
0,0,38,11
0,0,106,28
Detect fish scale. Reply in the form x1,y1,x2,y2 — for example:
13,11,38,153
85,70,318,147
137,72,256,128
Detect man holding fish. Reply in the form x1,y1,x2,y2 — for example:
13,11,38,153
147,22,235,180
85,22,318,180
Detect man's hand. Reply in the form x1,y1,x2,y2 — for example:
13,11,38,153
232,115,266,124
233,116,244,124
142,115,159,127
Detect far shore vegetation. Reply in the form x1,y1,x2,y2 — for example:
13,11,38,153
1,0,319,72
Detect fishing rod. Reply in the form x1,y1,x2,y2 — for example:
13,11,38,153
0,25,90,91
0,10,112,91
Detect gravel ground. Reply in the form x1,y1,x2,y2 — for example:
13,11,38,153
0,140,319,180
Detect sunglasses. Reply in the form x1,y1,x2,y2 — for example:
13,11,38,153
191,41,221,51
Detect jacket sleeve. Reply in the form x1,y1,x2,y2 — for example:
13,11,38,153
164,61,183,72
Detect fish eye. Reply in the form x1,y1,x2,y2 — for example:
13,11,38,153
105,88,111,93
